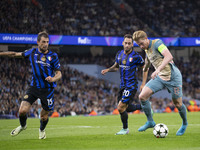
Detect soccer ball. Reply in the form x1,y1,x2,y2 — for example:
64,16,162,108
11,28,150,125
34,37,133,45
153,123,169,138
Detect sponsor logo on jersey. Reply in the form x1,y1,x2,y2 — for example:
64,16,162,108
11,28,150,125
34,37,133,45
36,60,50,66
119,65,130,70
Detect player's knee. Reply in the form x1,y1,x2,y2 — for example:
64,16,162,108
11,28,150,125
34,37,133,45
40,115,48,121
19,108,28,115
174,102,182,109
117,105,125,113
117,107,123,113
173,97,182,109
139,93,146,101
41,116,48,122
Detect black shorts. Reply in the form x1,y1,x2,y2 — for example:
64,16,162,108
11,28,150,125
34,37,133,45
23,86,55,111
118,87,137,104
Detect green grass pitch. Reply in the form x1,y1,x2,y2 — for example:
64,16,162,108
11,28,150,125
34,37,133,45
0,112,200,150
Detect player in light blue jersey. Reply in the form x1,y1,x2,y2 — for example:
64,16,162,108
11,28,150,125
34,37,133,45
101,34,144,135
133,30,188,136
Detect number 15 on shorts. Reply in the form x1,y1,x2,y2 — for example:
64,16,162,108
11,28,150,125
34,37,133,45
47,98,53,106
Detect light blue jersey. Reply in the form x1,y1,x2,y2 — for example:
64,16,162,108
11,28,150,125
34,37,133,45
145,39,183,99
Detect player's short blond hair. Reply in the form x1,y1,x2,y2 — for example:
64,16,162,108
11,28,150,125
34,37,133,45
132,30,147,41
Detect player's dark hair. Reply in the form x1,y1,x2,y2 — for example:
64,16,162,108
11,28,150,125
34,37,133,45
37,31,49,41
124,34,133,42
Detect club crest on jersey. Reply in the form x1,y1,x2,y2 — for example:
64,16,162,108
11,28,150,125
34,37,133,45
146,48,153,54
122,59,126,64
129,57,133,62
48,56,52,61
41,56,46,61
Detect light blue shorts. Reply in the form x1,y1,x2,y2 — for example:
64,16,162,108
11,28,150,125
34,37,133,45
145,64,182,99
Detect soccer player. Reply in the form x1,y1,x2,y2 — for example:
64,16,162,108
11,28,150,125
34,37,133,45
133,30,188,136
101,34,144,135
0,31,62,139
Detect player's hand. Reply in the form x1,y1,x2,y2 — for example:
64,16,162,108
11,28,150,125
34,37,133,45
151,69,160,79
45,76,54,82
101,69,108,75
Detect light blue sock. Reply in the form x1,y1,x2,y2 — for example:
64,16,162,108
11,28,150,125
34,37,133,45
178,104,188,125
141,100,153,122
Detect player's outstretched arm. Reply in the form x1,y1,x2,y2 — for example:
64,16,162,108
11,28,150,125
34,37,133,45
140,70,149,92
140,58,150,91
143,57,151,72
0,51,15,56
101,62,119,75
0,51,22,57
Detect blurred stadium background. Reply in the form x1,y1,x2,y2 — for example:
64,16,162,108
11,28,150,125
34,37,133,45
0,0,200,119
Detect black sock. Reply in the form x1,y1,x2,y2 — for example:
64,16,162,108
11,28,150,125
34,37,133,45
126,104,142,112
120,111,128,129
19,115,27,127
40,118,49,131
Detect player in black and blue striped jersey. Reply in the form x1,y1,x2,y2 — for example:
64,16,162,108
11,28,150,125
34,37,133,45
101,34,144,135
0,31,62,139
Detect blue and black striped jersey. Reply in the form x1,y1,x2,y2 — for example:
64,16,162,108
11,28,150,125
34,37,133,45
115,50,144,89
22,48,61,88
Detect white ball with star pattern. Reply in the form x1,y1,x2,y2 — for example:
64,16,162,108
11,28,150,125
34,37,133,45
153,123,169,138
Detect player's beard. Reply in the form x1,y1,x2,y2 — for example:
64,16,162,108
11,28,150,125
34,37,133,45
124,47,132,54
40,46,48,53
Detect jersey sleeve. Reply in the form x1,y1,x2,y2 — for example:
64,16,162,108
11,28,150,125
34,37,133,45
154,39,168,53
22,48,33,58
51,53,61,71
115,51,120,64
136,53,145,66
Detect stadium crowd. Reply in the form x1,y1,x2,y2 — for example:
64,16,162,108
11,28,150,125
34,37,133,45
0,0,156,37
0,52,199,118
126,0,200,37
0,0,199,37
